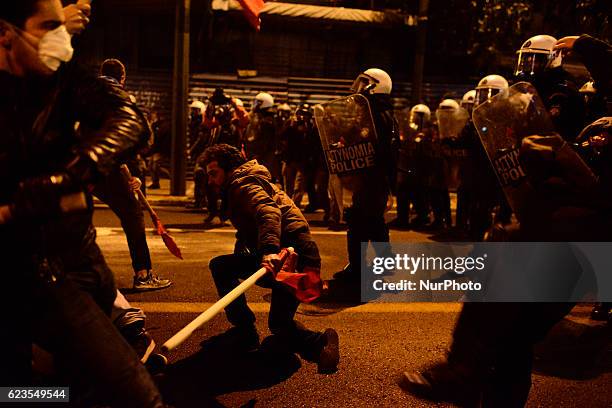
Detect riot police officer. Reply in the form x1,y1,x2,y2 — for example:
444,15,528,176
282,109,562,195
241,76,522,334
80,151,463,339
390,104,431,228
515,34,587,141
333,68,398,286
469,74,512,239
430,99,464,229
455,90,477,231
245,92,276,173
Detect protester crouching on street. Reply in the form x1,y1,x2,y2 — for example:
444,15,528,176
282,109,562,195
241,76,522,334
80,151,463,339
200,144,340,373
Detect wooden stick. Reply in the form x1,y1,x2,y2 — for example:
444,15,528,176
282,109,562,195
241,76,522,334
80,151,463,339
162,266,268,352
162,247,295,352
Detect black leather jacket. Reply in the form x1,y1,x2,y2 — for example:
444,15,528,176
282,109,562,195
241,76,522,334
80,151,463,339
0,63,149,271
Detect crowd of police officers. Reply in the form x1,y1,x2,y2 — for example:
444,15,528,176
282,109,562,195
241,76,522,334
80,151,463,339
185,31,612,406
1,0,610,404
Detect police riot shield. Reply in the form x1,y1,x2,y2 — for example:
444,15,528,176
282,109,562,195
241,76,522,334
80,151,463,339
314,94,378,190
436,107,469,139
472,82,555,220
436,107,470,191
244,111,261,145
395,108,412,142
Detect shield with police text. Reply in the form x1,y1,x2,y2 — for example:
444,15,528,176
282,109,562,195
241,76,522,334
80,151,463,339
472,82,555,220
314,94,378,190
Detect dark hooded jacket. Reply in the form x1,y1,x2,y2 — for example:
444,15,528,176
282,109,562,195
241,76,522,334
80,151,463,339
224,160,311,255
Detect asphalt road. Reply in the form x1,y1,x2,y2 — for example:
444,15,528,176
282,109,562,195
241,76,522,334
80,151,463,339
93,206,611,408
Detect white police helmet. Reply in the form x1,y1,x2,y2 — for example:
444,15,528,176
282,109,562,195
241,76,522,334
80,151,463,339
351,68,392,94
461,90,477,110
190,100,205,114
515,35,562,77
253,92,274,110
475,74,509,106
438,99,460,110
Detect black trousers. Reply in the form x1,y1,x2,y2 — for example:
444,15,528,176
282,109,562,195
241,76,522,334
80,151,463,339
430,188,451,226
346,184,391,276
209,239,321,353
94,167,152,273
395,171,428,223
2,236,163,407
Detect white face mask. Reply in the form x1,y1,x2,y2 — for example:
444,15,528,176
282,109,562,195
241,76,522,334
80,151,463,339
38,25,73,72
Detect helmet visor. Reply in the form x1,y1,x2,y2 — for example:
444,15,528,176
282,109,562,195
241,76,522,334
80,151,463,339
515,52,549,77
460,100,474,112
409,112,426,131
351,74,377,93
475,88,502,107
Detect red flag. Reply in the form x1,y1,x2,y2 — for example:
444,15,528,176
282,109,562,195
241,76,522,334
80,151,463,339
237,0,265,30
264,248,322,303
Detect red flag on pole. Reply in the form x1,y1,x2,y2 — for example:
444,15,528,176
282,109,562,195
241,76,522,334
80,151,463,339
263,248,323,303
237,0,265,30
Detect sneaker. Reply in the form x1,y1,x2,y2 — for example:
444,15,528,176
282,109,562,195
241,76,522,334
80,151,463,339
201,326,260,353
203,214,226,227
316,328,340,374
148,183,161,190
133,271,172,292
126,328,156,363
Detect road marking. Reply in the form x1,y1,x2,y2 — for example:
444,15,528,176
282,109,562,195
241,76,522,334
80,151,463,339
131,302,462,314
96,227,420,237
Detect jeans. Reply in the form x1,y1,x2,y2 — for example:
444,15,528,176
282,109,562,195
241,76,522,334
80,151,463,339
209,236,321,353
94,167,152,273
112,289,147,331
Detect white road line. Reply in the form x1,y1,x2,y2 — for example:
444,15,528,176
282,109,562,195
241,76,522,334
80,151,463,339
96,227,419,237
131,302,462,314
